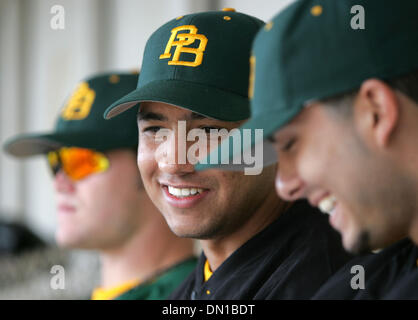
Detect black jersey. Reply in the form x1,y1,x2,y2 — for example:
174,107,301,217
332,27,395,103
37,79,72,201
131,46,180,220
313,238,418,299
170,200,354,300
383,266,418,299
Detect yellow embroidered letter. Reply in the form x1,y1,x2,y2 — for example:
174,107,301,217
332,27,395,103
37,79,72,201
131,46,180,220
61,82,96,120
248,55,256,99
159,25,208,67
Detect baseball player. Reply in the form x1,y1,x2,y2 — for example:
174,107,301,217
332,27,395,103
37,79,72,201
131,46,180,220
4,72,197,300
205,0,418,298
104,9,353,299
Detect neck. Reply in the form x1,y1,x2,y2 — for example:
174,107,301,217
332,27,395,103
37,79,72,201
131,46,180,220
390,104,418,246
200,190,290,272
99,201,195,289
401,133,418,246
409,182,418,246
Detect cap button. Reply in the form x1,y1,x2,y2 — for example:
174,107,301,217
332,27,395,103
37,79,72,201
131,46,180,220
222,8,236,12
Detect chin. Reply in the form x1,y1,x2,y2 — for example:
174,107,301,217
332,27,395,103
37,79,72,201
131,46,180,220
55,230,83,249
167,220,216,240
167,223,201,238
344,229,372,254
55,235,73,248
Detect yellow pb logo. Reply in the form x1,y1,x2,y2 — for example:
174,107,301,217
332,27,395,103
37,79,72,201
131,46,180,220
159,25,208,67
248,55,256,99
61,82,95,120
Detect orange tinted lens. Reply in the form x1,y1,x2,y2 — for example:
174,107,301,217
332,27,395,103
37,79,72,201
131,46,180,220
59,148,109,180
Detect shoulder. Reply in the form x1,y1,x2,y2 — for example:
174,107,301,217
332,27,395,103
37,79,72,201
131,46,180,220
245,202,354,299
383,269,418,299
167,267,197,300
168,255,205,300
279,201,354,270
313,239,418,299
118,257,199,300
156,257,198,284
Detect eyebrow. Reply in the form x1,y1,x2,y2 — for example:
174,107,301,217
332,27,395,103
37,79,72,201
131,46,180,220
190,113,206,120
137,110,208,121
137,111,168,122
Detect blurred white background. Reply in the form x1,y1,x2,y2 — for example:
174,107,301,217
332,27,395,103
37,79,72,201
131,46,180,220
0,0,294,242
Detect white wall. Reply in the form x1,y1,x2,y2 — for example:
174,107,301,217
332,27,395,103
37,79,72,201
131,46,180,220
219,0,295,21
0,0,24,222
0,0,295,242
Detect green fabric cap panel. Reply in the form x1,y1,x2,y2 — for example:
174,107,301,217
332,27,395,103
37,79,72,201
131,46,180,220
115,257,197,300
196,0,418,171
105,11,264,121
249,0,418,139
4,72,139,157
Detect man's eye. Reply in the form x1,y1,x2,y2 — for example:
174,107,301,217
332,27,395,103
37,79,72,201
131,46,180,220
200,126,219,134
143,126,162,133
282,139,296,152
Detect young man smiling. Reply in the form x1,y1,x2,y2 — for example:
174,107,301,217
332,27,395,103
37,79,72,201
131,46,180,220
104,9,353,299
218,0,418,298
4,72,197,300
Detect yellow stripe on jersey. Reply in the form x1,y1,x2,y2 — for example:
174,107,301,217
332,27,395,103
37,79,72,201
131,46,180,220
204,259,213,282
91,279,141,300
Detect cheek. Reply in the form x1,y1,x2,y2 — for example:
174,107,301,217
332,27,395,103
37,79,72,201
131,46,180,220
274,163,282,194
212,171,230,198
138,137,158,163
76,180,108,216
212,171,249,204
298,152,327,184
297,134,340,186
137,139,158,181
82,177,135,220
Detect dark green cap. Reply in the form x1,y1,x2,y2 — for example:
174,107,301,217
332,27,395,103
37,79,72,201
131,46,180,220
196,0,418,171
104,9,264,121
4,72,139,157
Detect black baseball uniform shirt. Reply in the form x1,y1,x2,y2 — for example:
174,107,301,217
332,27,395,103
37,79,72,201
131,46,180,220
312,238,418,299
170,200,354,300
383,265,418,299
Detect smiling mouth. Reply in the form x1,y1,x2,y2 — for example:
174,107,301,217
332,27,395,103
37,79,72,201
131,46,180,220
58,203,76,213
164,185,206,198
318,195,337,216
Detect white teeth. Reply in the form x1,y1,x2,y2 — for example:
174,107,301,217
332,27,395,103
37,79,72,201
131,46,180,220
168,186,179,196
318,195,337,215
167,186,204,197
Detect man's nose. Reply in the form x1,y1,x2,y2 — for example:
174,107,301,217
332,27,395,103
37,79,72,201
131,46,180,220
275,161,306,201
54,170,76,193
156,133,195,176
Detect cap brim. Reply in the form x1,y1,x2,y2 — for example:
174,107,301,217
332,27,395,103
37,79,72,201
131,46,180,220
104,79,250,121
4,133,64,157
4,130,137,158
195,107,301,173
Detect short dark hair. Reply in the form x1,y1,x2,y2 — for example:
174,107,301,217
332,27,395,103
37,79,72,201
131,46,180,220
384,69,418,104
321,68,418,116
320,90,358,118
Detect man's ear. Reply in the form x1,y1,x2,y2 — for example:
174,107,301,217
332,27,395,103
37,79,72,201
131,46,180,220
354,78,399,148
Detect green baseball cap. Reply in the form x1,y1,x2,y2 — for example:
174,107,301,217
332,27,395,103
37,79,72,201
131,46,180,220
196,0,418,171
4,72,139,157
104,9,264,121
